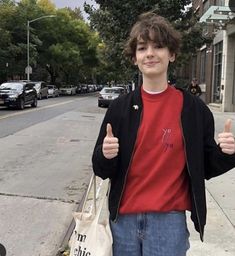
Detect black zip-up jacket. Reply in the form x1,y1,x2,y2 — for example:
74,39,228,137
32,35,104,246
92,86,235,241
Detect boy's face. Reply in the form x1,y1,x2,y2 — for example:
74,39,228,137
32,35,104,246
134,39,175,79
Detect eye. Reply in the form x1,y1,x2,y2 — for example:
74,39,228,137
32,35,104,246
137,46,146,51
154,44,163,49
137,46,145,51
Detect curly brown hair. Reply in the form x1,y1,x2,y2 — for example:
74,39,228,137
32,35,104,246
124,12,181,60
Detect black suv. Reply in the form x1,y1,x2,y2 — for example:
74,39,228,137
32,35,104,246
0,81,37,109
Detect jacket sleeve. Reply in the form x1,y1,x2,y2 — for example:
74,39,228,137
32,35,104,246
92,101,120,180
203,106,235,179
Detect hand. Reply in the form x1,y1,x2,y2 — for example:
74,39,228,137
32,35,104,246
102,123,119,159
218,119,235,155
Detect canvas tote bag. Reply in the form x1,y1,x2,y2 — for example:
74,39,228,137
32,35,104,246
69,175,113,256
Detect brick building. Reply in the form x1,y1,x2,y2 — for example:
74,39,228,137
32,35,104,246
192,0,235,111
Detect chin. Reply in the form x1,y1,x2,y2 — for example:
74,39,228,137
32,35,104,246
143,70,162,76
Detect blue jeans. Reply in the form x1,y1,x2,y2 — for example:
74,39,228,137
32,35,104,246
110,211,190,256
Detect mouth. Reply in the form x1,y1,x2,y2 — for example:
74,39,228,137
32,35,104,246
144,61,159,66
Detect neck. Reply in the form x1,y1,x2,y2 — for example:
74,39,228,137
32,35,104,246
142,75,168,92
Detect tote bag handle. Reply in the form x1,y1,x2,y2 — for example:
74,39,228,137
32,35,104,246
81,174,110,221
81,174,97,215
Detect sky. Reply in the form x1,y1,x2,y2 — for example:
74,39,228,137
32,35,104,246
52,0,97,9
52,0,98,18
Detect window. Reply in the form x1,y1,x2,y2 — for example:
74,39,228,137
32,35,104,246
25,84,33,90
215,0,225,6
213,42,223,103
200,50,206,83
191,56,197,79
203,0,210,14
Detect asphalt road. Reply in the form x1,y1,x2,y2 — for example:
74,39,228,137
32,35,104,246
0,94,102,138
0,93,106,256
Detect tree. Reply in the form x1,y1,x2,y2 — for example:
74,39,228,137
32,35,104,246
84,0,206,84
0,0,101,84
37,8,100,84
0,0,18,81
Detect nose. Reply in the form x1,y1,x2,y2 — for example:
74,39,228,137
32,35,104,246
146,45,154,57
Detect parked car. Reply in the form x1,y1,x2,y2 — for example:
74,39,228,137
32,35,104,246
47,85,59,97
59,85,77,95
88,84,97,92
96,84,104,91
0,81,37,109
80,84,89,93
98,86,126,107
76,85,82,94
31,81,48,99
115,84,131,93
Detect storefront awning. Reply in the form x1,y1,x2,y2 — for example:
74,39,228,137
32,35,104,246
199,5,235,25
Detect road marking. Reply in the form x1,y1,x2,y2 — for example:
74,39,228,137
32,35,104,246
0,100,75,120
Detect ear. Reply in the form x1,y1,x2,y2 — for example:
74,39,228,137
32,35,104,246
132,56,138,65
169,53,175,63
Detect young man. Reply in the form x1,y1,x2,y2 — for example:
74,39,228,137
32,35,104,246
92,12,235,256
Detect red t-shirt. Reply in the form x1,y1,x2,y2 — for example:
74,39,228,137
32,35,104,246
119,85,191,214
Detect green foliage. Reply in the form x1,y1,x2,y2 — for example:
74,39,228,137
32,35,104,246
85,0,206,83
0,0,208,85
37,9,99,83
0,0,101,84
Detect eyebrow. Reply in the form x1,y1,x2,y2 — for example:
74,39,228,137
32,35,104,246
136,41,146,45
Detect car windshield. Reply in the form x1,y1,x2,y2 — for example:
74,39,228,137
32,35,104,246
33,83,40,88
113,88,124,94
48,85,54,89
0,83,23,91
102,88,124,94
61,85,72,88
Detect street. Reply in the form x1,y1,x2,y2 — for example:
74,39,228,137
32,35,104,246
0,94,105,256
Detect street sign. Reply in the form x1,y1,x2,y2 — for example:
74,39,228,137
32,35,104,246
25,66,32,74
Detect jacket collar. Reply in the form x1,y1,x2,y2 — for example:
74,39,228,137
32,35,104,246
132,85,143,109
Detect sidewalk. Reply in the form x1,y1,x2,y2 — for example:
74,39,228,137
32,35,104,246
187,190,235,255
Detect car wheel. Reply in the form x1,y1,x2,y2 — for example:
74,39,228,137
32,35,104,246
31,97,37,108
18,98,25,110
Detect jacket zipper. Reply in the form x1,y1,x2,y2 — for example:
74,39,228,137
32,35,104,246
114,109,143,222
180,120,204,241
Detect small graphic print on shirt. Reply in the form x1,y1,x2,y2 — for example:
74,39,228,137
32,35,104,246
162,128,173,151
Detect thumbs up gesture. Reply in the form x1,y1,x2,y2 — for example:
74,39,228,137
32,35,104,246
218,119,235,155
102,123,119,159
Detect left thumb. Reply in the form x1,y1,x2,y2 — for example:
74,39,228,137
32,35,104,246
224,119,232,133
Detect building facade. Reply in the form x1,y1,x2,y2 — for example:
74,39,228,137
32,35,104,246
192,0,235,111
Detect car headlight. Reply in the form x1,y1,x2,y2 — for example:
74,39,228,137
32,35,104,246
9,94,19,98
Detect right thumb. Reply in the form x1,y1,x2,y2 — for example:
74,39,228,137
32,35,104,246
106,123,114,137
